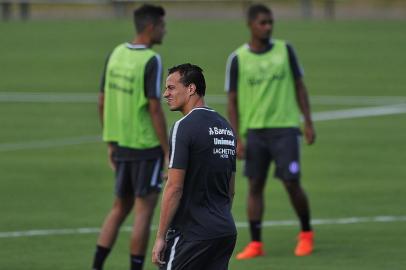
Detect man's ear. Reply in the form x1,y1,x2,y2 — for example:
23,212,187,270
188,84,197,96
145,23,154,34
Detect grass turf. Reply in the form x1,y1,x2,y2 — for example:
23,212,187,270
0,19,405,269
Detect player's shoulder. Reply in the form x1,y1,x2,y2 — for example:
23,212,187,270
111,42,128,52
107,43,122,58
188,107,216,121
170,109,199,139
226,43,247,59
233,43,250,55
272,38,286,43
191,107,217,117
175,108,216,128
114,43,158,55
273,38,294,49
191,108,231,132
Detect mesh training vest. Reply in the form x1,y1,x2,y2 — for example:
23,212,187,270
103,43,160,149
236,39,300,138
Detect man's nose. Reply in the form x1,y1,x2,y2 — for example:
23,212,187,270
265,23,272,30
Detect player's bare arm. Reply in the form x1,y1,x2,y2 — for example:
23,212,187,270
148,98,169,159
152,168,185,266
98,92,116,171
295,78,316,145
98,92,105,127
229,173,236,209
228,91,245,159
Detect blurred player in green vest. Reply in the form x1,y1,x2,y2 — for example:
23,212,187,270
92,4,168,270
225,3,316,259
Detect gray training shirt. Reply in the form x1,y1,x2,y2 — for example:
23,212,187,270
168,107,237,241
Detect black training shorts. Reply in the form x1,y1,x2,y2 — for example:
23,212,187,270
244,128,301,181
160,232,236,270
114,156,163,198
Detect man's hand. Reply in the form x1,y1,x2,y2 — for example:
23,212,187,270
108,144,116,171
304,123,316,145
236,138,245,160
152,237,166,266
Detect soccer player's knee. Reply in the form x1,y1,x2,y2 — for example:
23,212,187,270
283,180,300,192
112,199,133,216
249,179,265,194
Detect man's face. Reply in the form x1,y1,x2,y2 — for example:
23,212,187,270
151,17,166,44
249,12,273,41
163,72,189,111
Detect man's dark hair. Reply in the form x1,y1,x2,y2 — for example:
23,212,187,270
168,63,206,97
133,4,165,33
247,4,272,22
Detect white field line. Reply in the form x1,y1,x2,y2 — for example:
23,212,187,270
0,92,96,103
1,92,406,106
1,104,406,152
311,96,406,106
311,104,406,122
0,135,101,152
1,215,405,239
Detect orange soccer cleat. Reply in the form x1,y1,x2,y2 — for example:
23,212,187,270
294,231,314,256
236,241,265,260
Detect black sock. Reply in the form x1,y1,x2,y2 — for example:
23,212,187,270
130,254,145,270
249,220,262,242
92,245,111,270
299,212,312,232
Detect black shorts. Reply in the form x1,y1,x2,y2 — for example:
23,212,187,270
245,128,301,181
160,232,236,270
114,156,163,198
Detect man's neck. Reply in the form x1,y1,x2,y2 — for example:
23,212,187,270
249,38,271,52
131,35,153,48
181,97,206,116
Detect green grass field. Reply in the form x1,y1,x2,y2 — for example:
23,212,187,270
1,19,406,270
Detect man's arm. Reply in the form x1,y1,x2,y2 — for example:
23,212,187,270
229,172,235,210
287,43,316,145
152,168,185,266
228,92,244,159
98,90,116,170
145,55,169,162
98,53,110,127
148,98,169,158
98,92,104,126
295,78,316,145
226,53,244,159
227,91,239,136
98,58,116,170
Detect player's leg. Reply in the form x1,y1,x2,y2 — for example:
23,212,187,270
235,177,267,260
247,176,267,241
283,180,313,256
97,196,134,247
92,162,134,270
274,133,314,256
160,234,235,270
129,157,163,270
283,181,311,232
237,130,270,260
205,235,236,270
130,192,159,270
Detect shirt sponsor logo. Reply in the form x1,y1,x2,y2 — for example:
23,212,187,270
108,82,133,94
108,70,136,94
209,127,234,136
213,137,235,146
248,71,286,87
209,126,235,159
213,148,235,159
